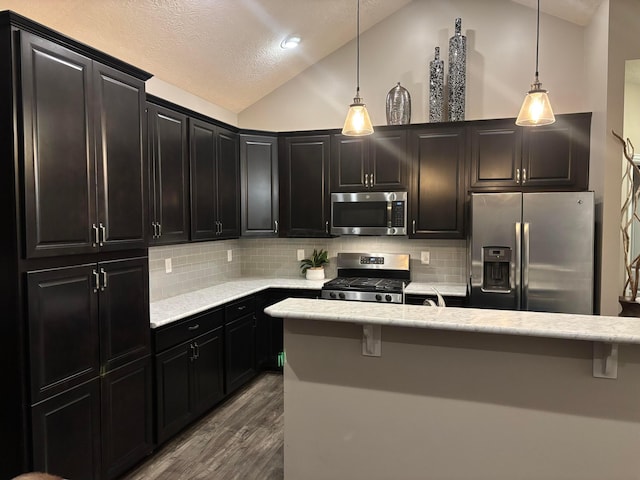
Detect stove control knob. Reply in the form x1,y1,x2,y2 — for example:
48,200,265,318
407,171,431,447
330,292,337,299
339,292,346,299
385,294,392,302
375,294,382,301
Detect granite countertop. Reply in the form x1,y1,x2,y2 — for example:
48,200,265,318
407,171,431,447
265,297,640,345
149,277,467,328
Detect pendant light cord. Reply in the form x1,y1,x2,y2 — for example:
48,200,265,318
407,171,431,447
356,0,360,98
535,0,540,81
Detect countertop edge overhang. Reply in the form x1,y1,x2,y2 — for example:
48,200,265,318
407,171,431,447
265,297,640,345
149,278,466,328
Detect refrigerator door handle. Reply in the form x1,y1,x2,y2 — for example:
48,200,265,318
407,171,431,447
515,222,522,310
522,222,530,310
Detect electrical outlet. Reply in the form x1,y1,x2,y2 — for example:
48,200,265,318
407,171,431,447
165,258,172,273
297,249,305,261
420,251,430,265
227,249,233,262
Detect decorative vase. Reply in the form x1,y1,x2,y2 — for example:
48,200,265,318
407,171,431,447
306,267,325,280
619,296,640,317
385,82,411,125
429,46,445,122
448,17,466,122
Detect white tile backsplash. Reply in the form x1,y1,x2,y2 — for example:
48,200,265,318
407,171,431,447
149,237,467,301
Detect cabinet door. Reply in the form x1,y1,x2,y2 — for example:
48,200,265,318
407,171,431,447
469,120,522,190
27,264,99,403
148,103,190,244
225,314,256,394
190,118,217,240
369,129,408,191
217,127,240,238
94,63,147,251
31,379,101,480
101,356,153,480
521,113,590,191
155,341,194,444
240,135,279,236
409,127,466,238
192,327,225,417
280,135,331,237
99,257,150,373
330,135,368,192
20,32,97,258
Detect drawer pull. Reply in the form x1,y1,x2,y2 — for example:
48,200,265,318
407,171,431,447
187,324,200,331
237,305,247,311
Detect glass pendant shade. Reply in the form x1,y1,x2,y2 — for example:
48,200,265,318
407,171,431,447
515,81,555,126
342,97,374,136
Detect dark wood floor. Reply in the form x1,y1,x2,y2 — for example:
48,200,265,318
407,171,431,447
120,372,284,480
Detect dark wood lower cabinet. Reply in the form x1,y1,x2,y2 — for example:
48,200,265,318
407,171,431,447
225,313,257,394
155,322,224,444
31,379,102,480
101,356,153,480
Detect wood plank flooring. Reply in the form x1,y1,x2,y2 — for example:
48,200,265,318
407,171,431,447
120,372,284,480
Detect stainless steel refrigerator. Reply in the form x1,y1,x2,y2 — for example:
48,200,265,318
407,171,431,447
469,192,594,314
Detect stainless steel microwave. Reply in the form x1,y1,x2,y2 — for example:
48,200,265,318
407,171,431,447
330,191,407,236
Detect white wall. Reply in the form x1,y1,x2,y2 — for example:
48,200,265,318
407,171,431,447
239,0,586,131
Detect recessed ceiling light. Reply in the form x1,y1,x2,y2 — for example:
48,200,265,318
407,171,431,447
280,35,301,49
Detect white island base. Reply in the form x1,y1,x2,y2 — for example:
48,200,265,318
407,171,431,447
272,301,640,480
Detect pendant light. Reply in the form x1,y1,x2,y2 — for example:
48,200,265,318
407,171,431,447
342,0,374,136
515,0,555,126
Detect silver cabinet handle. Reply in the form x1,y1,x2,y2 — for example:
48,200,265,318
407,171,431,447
100,268,107,292
193,341,200,360
364,173,369,188
151,222,156,238
92,224,99,247
92,269,100,293
370,173,374,187
274,220,279,234
219,221,222,235
157,222,162,237
412,220,416,234
237,305,247,311
522,168,527,184
187,324,200,331
99,223,106,246
325,220,329,234
190,343,196,362
516,168,521,184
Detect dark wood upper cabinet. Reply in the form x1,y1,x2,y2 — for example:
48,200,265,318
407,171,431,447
94,63,147,251
469,113,591,192
190,118,240,241
409,126,466,238
147,102,190,245
20,31,147,258
21,32,96,258
279,135,331,237
330,130,407,192
240,135,279,236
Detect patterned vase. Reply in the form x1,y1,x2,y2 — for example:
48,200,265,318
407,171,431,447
448,17,466,122
385,82,411,125
429,47,445,122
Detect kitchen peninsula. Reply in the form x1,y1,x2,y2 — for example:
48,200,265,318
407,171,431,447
266,299,640,480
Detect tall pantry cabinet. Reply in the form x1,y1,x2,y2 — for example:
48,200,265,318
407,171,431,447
0,11,153,480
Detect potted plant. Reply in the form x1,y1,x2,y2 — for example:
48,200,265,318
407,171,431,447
613,131,640,316
300,248,329,280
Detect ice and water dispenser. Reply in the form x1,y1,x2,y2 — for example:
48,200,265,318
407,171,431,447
482,247,511,292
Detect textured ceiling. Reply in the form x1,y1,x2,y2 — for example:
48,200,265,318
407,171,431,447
0,0,605,113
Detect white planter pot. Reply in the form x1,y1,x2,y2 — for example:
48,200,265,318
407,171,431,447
305,267,325,280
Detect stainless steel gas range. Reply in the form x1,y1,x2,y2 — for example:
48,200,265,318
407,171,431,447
321,252,410,304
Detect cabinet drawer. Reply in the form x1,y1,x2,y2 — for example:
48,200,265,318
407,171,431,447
225,296,255,322
155,309,224,353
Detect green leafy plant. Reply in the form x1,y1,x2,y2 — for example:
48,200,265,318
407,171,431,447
299,248,329,274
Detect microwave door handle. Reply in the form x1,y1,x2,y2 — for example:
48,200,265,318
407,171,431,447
387,201,393,227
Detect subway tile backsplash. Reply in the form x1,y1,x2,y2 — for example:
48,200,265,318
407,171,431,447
149,237,467,302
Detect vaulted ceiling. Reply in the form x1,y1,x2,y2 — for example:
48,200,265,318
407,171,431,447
0,0,605,113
